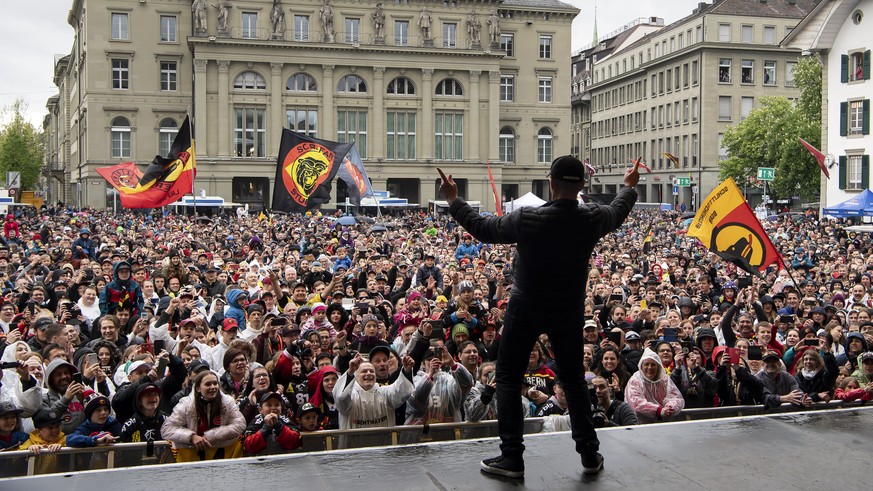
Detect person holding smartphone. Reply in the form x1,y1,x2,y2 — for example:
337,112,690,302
438,156,640,478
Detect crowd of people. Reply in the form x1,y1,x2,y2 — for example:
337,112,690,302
0,201,871,465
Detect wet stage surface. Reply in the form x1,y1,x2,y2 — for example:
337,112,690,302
7,407,873,491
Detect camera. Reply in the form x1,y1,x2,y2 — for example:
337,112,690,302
589,387,608,428
0,361,21,370
69,305,81,317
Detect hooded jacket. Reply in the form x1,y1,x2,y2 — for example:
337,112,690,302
98,261,144,316
225,289,248,330
242,413,301,455
624,348,685,423
334,367,413,432
161,391,246,449
794,350,839,401
119,383,168,443
29,358,86,435
836,332,869,367
405,363,473,425
308,365,339,429
66,416,123,447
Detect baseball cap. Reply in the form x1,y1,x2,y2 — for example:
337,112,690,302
187,359,210,374
0,401,22,418
624,331,641,341
547,155,586,182
762,352,781,363
222,318,240,332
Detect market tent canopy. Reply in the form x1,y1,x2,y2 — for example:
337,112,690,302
503,192,546,213
823,189,873,217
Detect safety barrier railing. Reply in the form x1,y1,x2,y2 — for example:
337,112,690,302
0,400,866,479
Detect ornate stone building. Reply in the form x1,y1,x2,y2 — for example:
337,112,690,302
45,0,578,210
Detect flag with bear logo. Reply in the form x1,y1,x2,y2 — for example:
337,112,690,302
272,130,354,213
687,177,780,277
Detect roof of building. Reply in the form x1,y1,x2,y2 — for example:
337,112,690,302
502,0,579,12
709,0,818,19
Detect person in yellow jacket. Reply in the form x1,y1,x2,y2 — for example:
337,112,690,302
21,409,67,475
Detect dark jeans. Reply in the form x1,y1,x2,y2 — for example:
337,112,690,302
496,298,599,461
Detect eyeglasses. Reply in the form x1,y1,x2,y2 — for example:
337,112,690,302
232,358,247,364
253,373,269,379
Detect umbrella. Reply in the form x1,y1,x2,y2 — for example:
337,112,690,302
357,216,375,224
680,212,696,219
196,217,213,224
370,224,388,233
337,216,357,226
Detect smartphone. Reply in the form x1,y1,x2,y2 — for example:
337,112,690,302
640,299,648,310
606,330,622,346
342,298,354,309
727,348,741,365
86,353,100,368
153,340,166,354
156,357,168,379
609,294,624,302
270,318,286,327
663,328,680,343
72,373,83,384
803,338,820,347
433,346,445,359
355,302,369,311
487,371,495,384
141,342,155,355
748,346,763,361
141,311,150,319
737,277,752,290
779,315,794,324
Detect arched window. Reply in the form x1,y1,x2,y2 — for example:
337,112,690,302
158,118,178,157
233,71,266,90
286,73,317,92
499,126,515,163
337,75,367,93
435,78,463,96
387,76,415,95
537,127,553,164
110,117,131,158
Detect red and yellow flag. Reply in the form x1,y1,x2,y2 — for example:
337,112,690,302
97,115,196,208
486,160,503,216
687,178,780,276
662,152,680,167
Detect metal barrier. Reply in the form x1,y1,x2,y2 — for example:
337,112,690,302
0,400,865,479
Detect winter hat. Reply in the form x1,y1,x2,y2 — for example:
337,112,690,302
435,295,448,304
361,314,379,326
83,389,110,419
311,302,327,314
451,323,470,340
408,291,422,302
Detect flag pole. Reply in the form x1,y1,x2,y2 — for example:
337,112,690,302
188,111,196,217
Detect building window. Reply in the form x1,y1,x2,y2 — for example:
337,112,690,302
718,23,731,42
111,59,129,90
434,112,463,161
741,60,754,84
443,23,458,48
387,77,415,95
241,12,258,39
719,58,731,83
386,111,415,160
718,96,732,121
499,126,515,163
337,110,367,157
435,78,463,96
692,97,699,122
741,96,754,120
110,117,131,158
500,75,514,102
786,61,797,87
842,154,869,190
537,127,553,163
337,75,367,93
394,20,409,46
683,63,689,87
846,100,870,136
763,61,776,86
500,34,514,57
234,107,266,157
763,26,776,44
294,15,310,41
111,13,129,40
345,18,361,44
845,51,871,82
683,99,689,123
538,77,552,103
160,61,177,91
286,73,317,92
741,25,753,43
539,35,553,59
285,108,318,137
158,118,178,157
718,133,728,161
160,15,177,42
234,71,265,90
692,60,699,85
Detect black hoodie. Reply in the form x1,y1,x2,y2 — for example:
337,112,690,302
119,383,167,443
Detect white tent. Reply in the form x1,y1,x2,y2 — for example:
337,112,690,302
503,192,546,213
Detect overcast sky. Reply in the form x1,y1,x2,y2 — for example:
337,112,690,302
1,0,704,127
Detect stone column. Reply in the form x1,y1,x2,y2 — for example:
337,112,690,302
488,70,500,162
421,68,434,159
469,70,480,162
217,61,230,157
322,65,335,138
193,59,209,157
270,62,284,158
372,67,385,159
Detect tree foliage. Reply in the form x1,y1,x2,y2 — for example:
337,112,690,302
0,100,44,190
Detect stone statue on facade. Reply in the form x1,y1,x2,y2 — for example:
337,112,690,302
467,12,482,47
487,11,501,46
213,0,232,36
372,3,386,43
320,0,335,42
192,0,207,34
418,7,433,45
270,0,285,39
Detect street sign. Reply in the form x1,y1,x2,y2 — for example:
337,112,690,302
6,171,20,189
675,177,691,187
8,188,17,197
672,186,679,196
757,167,775,181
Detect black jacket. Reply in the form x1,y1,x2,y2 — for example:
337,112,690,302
448,188,637,304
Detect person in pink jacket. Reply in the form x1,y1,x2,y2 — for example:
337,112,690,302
625,348,685,423
161,370,246,462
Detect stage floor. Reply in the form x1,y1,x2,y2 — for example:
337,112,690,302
7,407,872,491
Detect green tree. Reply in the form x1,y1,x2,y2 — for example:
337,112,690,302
0,99,44,190
719,56,823,202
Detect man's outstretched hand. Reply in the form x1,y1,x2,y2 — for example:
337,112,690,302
437,168,458,203
624,156,642,188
